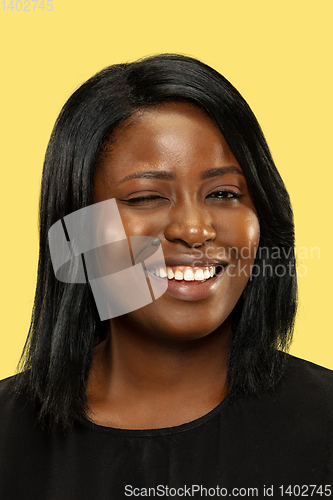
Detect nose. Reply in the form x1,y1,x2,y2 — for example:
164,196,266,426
163,202,216,248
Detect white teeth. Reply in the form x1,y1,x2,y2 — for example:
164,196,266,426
175,270,183,280
184,268,195,281
167,268,175,279
159,267,167,278
149,265,220,280
194,269,205,281
203,269,211,279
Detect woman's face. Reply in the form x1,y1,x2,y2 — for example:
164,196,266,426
94,102,260,341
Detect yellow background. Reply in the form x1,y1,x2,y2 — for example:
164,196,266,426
0,0,332,380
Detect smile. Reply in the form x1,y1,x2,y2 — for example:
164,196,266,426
147,265,225,283
146,264,226,302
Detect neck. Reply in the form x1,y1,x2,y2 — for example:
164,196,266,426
87,317,231,429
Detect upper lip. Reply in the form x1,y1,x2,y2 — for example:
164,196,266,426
162,255,228,268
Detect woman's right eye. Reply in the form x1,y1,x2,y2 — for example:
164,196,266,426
122,195,166,204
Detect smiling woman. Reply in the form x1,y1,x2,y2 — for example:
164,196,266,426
0,54,332,498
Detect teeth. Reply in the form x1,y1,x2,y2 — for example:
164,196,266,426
194,269,204,281
167,268,175,279
184,268,195,281
175,270,184,280
149,265,220,280
159,267,167,278
203,269,210,279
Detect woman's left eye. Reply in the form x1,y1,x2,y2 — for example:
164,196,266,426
207,189,243,200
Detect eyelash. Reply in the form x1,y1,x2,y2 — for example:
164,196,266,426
124,189,243,204
207,189,243,200
125,195,166,204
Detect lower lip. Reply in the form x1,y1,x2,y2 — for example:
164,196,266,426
147,268,225,302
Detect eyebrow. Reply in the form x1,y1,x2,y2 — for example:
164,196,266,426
115,170,175,186
201,166,244,179
116,166,244,186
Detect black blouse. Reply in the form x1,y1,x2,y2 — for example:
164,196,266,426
0,354,332,499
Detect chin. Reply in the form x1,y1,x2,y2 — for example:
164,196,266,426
131,308,232,344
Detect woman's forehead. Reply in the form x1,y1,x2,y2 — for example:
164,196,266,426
98,102,239,176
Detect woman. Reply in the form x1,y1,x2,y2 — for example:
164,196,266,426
0,54,332,499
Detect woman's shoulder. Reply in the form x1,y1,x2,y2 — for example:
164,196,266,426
267,353,333,416
284,353,333,391
0,374,20,407
0,373,26,400
0,373,40,435
229,353,333,423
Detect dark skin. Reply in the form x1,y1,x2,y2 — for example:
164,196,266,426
86,102,260,429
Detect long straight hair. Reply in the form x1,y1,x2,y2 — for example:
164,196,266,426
15,54,297,430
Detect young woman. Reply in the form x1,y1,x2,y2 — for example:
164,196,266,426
0,54,332,499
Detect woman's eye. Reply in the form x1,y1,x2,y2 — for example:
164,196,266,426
207,189,242,200
124,195,166,204
122,190,242,204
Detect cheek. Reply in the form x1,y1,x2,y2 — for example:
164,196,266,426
238,212,260,254
213,211,260,301
119,213,149,237
118,208,164,237
217,210,260,262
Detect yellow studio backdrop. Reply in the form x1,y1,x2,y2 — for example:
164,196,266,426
0,0,332,380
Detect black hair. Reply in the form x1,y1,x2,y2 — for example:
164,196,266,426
15,53,297,430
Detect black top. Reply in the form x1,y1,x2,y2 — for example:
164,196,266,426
0,354,332,499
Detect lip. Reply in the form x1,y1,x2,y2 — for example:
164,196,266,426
142,255,228,271
147,265,226,302
163,255,228,268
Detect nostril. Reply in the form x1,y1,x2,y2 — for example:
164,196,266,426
164,221,216,247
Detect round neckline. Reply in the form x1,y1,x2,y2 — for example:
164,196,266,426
79,393,230,437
